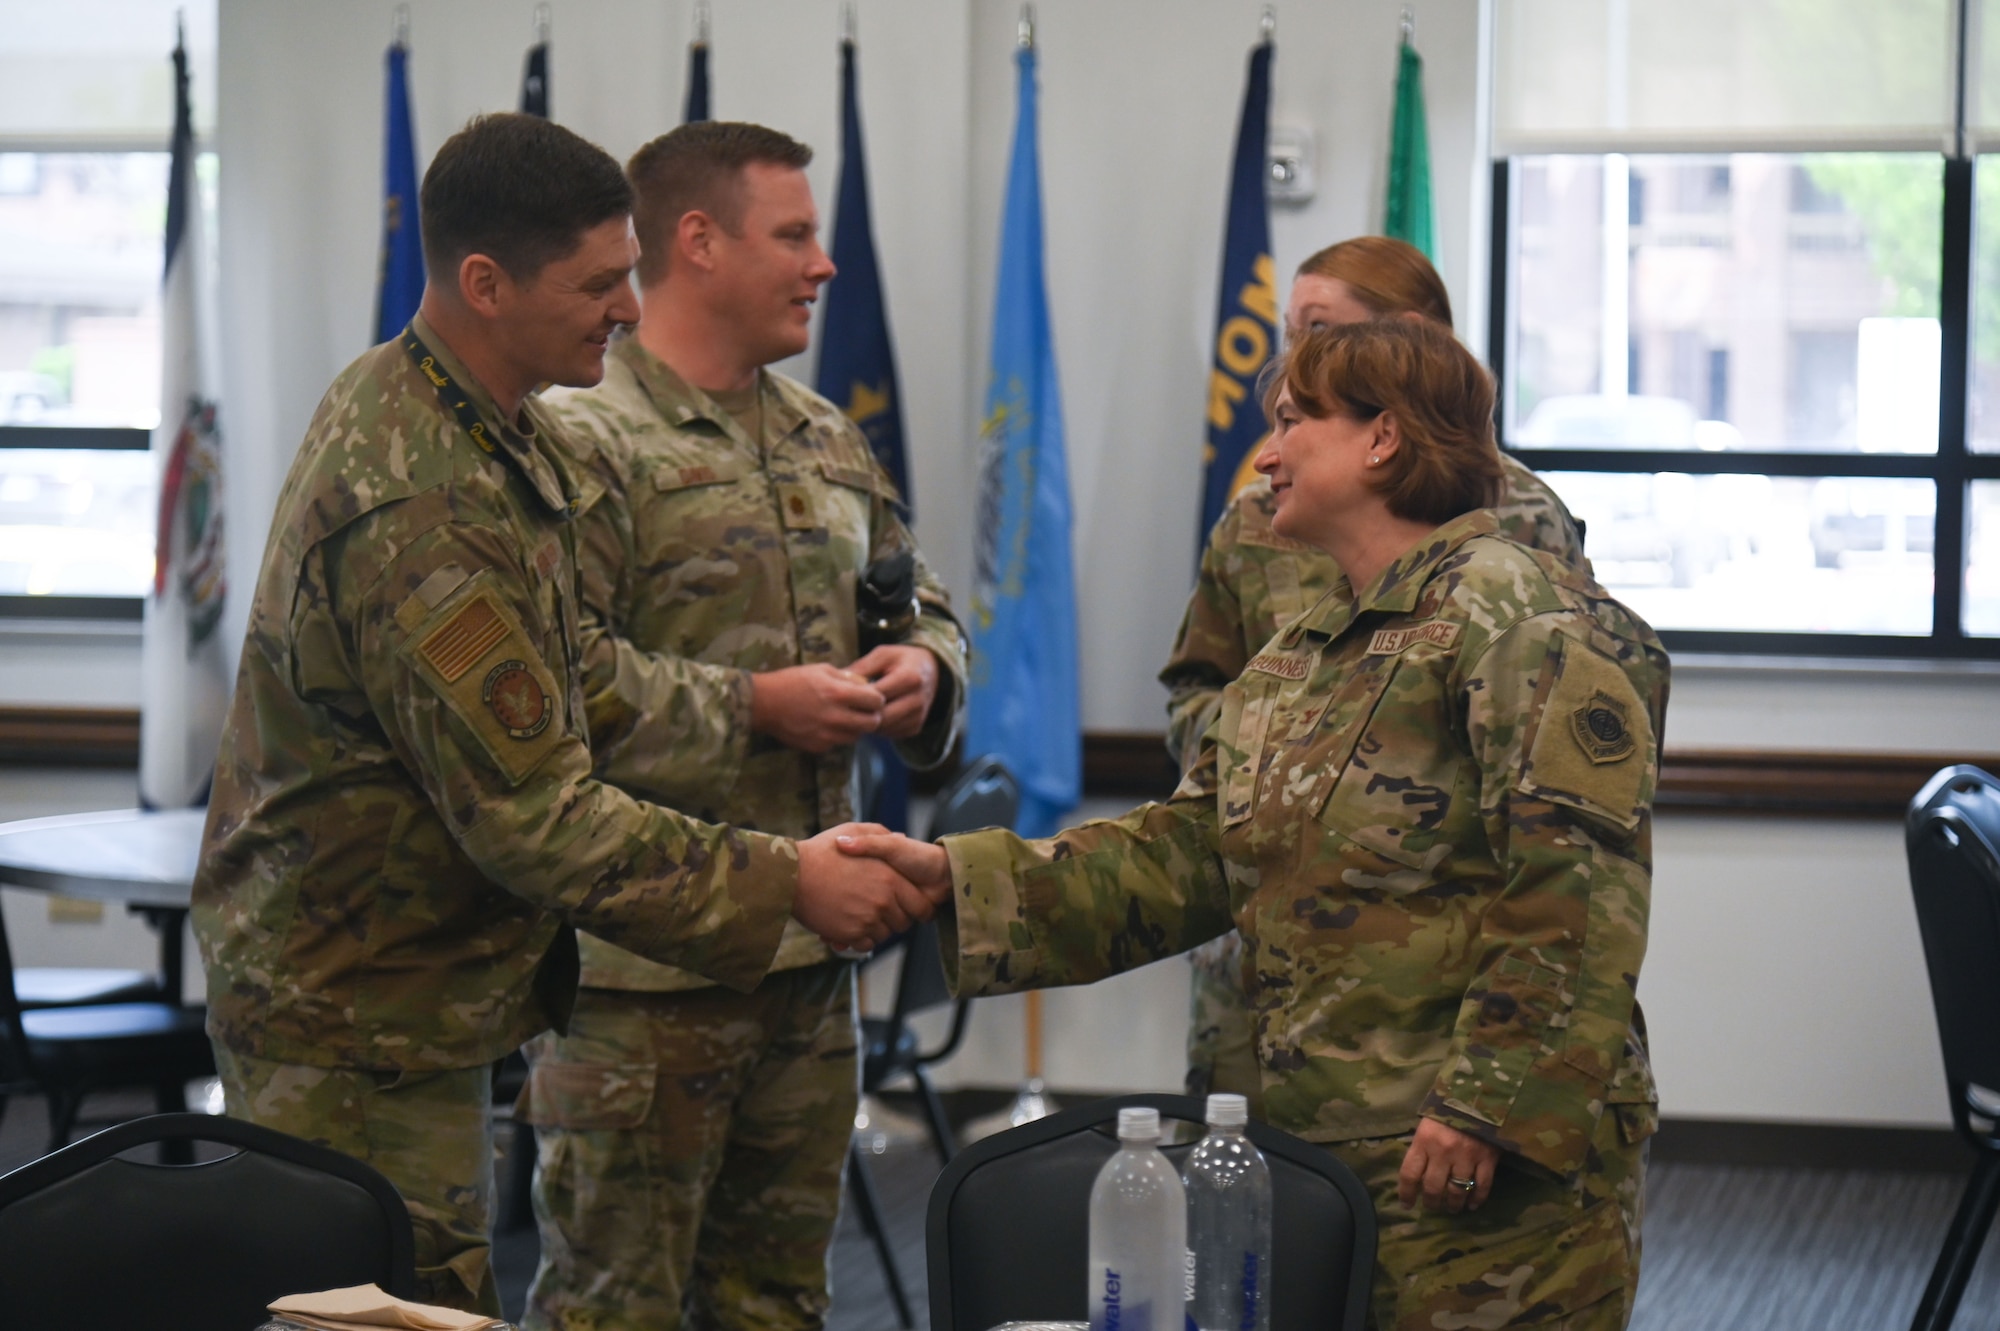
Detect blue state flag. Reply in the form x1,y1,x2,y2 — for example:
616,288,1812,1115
684,38,710,122
968,44,1079,839
374,41,423,345
1198,37,1276,541
816,37,912,831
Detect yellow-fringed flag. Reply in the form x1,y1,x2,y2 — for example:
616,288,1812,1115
1198,31,1275,542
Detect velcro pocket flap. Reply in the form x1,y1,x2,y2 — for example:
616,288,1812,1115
515,1061,656,1130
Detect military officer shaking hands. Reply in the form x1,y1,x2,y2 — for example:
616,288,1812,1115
192,113,939,1317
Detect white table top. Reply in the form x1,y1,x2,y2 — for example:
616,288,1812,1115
0,807,205,909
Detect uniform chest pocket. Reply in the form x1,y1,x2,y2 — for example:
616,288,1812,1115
636,456,755,566
1313,657,1473,873
1218,676,1281,828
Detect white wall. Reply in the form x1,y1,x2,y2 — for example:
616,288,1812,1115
3,0,1995,1128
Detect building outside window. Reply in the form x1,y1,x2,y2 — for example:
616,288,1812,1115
1489,0,1997,656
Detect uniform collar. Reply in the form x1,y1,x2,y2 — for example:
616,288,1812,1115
408,312,578,519
611,336,809,449
1291,508,1500,641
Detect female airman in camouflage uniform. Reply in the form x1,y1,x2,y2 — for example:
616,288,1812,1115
845,319,1665,1329
1162,237,1592,1115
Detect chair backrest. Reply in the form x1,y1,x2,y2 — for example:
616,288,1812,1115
926,1092,1376,1331
925,755,1020,841
1907,765,2000,1146
0,1111,419,1331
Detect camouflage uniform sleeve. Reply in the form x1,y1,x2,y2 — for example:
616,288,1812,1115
1420,610,1659,1179
1159,503,1251,773
1496,454,1591,574
938,744,1231,997
348,519,794,992
861,440,968,773
569,433,756,809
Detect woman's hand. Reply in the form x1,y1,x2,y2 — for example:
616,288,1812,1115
834,828,953,901
1398,1117,1502,1214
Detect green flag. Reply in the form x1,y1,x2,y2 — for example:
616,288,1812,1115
1385,39,1435,259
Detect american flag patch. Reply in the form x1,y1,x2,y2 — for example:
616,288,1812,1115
420,595,511,682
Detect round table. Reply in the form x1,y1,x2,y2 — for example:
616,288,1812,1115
0,807,206,999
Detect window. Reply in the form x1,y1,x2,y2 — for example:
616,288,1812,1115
0,3,216,620
1488,0,1999,656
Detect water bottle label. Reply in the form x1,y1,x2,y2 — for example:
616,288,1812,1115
1238,1251,1260,1331
1101,1267,1122,1331
1184,1248,1196,1302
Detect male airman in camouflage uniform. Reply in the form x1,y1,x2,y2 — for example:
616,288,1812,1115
193,116,932,1315
519,122,967,1331
917,508,1666,1328
1166,459,1590,1113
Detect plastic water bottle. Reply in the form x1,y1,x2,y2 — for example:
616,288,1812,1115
1088,1106,1188,1331
1184,1093,1272,1331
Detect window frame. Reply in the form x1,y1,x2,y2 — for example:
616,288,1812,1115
1486,153,2000,660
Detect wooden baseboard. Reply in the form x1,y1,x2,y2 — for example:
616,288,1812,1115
0,706,141,766
1,705,1990,818
1075,732,2000,818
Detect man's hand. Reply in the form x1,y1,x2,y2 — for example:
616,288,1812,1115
851,644,940,740
750,664,885,754
1397,1117,1502,1214
794,823,939,952
834,828,952,899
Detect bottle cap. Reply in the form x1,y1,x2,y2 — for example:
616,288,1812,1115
1206,1093,1249,1127
1116,1107,1161,1141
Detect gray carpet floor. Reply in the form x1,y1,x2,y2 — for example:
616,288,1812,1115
7,1090,2000,1329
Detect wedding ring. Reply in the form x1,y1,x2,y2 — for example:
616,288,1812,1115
1448,1176,1477,1192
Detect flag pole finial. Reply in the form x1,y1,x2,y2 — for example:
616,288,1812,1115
841,2,856,44
1017,3,1034,50
693,0,711,46
1400,5,1415,45
391,3,410,47
532,2,551,43
1260,6,1276,41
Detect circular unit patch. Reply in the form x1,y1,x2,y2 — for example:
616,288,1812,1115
482,659,551,739
1569,689,1636,764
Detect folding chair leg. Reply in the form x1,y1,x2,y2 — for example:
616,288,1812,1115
1911,1151,2000,1331
846,1140,914,1328
45,1087,82,1152
500,1119,536,1233
154,1079,194,1164
916,1067,958,1162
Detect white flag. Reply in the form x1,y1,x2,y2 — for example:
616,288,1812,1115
140,32,228,809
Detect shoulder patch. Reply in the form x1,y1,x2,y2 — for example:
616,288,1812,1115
1368,621,1462,655
1245,650,1311,680
1524,634,1652,830
400,573,567,787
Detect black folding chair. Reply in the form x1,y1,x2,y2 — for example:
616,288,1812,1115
926,1092,1376,1331
1907,764,2000,1331
0,1111,418,1331
848,755,1019,1328
0,889,212,1149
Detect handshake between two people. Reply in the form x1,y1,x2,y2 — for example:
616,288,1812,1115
791,824,953,954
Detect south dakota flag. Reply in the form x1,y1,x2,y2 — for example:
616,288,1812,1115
968,42,1078,839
